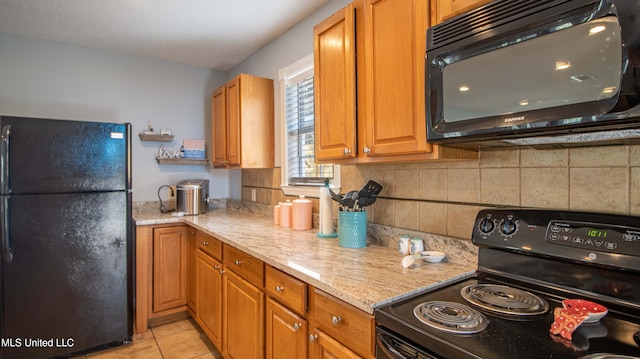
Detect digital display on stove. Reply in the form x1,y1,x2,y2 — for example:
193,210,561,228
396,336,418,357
586,229,608,238
546,220,640,256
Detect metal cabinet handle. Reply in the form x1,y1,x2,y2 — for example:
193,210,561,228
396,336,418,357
275,285,284,293
331,315,342,325
202,241,209,245
343,148,351,155
214,265,221,270
293,323,302,331
363,146,371,154
219,269,225,275
234,259,242,265
309,334,318,342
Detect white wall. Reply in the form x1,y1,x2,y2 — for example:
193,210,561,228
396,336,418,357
0,33,229,201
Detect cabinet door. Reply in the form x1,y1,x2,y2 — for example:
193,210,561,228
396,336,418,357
223,269,265,359
361,0,430,156
187,229,197,311
197,250,223,350
226,76,242,167
152,226,187,313
212,85,227,166
266,298,307,359
309,327,362,359
313,4,357,160
431,0,492,24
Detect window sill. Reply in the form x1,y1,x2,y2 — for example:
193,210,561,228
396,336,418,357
281,185,341,198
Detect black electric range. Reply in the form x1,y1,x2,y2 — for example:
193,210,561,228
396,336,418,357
375,209,640,359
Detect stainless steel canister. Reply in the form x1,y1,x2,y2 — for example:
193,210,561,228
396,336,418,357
176,179,209,215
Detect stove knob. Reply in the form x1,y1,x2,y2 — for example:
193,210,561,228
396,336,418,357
478,218,494,234
500,218,518,236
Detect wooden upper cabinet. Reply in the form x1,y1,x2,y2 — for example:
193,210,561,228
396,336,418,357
314,0,477,164
226,76,241,166
431,0,493,24
211,73,274,168
211,85,227,167
313,3,357,161
361,0,430,157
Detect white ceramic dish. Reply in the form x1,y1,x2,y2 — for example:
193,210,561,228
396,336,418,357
421,251,446,263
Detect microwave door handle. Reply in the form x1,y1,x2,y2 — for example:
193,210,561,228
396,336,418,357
376,332,410,359
1,125,13,263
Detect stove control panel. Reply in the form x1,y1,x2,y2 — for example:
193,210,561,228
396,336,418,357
546,219,640,256
473,208,640,271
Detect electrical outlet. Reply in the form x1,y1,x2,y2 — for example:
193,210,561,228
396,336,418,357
168,186,176,199
251,188,257,202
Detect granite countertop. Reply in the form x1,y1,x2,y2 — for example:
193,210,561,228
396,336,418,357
134,207,477,315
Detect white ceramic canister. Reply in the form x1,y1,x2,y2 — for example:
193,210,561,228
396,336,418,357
410,238,424,255
274,202,281,225
280,200,293,228
292,195,313,230
398,234,410,255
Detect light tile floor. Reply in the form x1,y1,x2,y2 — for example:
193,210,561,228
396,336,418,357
74,318,223,359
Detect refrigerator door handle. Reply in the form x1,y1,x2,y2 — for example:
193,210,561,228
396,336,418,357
1,124,9,194
1,196,11,263
1,124,13,263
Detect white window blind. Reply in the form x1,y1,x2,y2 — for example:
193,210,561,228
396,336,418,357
280,55,335,194
285,75,333,185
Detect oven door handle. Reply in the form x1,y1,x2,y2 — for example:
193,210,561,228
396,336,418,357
376,332,409,359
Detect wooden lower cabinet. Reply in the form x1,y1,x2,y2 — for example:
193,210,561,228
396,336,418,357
152,226,188,313
187,229,197,312
309,326,362,359
137,226,375,358
309,287,375,359
223,268,265,359
196,249,224,350
266,297,307,359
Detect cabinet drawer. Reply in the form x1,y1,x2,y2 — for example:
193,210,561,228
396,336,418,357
309,288,374,358
223,244,264,288
196,231,222,260
265,265,307,315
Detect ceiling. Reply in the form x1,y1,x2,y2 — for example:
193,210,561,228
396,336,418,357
0,0,330,71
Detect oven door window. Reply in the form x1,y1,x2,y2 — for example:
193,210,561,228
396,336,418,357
437,16,622,128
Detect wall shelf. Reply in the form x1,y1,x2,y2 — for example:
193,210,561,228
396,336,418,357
139,133,174,142
156,157,209,165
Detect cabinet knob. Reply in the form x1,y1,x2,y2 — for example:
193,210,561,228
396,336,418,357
202,241,209,246
293,323,302,331
275,285,284,293
331,315,342,325
309,334,318,342
343,148,352,155
234,259,242,266
214,265,221,270
219,269,225,275
363,146,371,154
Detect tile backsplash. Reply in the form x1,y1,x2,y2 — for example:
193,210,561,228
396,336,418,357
242,145,640,241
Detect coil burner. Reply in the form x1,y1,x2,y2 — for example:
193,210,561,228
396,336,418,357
413,301,488,334
460,284,549,316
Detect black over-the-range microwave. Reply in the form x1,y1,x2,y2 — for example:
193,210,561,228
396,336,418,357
426,0,640,149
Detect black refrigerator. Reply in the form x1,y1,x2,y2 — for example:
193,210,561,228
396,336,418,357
0,116,133,358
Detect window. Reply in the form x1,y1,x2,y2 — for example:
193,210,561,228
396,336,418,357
280,54,339,197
